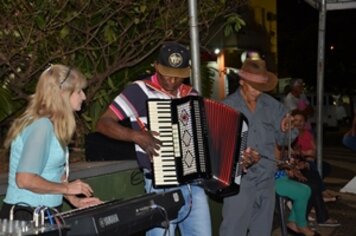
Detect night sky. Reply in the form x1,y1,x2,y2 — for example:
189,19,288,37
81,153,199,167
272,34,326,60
277,0,356,93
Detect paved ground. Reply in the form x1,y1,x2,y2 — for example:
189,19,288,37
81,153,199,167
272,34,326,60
273,128,356,236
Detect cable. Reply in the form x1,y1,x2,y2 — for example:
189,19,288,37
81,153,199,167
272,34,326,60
40,206,47,226
51,208,66,226
46,208,54,225
143,177,192,233
42,207,64,236
49,208,63,236
9,204,16,221
45,207,63,236
153,204,170,236
44,207,65,226
9,202,32,221
174,184,192,225
33,205,49,227
33,206,41,227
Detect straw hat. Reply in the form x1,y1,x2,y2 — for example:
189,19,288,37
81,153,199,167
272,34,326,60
238,58,278,92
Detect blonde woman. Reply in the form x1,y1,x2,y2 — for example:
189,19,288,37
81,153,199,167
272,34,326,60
0,64,101,220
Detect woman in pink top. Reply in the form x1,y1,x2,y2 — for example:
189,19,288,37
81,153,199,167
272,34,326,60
292,110,334,197
293,111,315,161
291,110,340,227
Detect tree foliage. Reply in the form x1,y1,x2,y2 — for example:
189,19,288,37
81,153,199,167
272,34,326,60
0,0,247,140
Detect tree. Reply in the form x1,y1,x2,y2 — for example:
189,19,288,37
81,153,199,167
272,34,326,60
0,0,247,145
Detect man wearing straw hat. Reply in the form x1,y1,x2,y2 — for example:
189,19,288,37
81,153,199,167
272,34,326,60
219,55,297,236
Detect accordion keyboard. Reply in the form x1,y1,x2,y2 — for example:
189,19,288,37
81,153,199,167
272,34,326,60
234,119,249,185
147,100,179,186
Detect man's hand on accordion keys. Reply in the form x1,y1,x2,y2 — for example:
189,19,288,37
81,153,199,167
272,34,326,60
135,129,161,160
240,147,261,173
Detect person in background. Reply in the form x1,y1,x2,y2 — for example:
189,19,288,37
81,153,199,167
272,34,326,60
284,79,313,113
0,64,102,221
219,55,297,236
291,109,336,201
96,42,212,236
343,115,356,151
274,145,318,236
284,79,314,131
291,110,340,228
343,95,356,151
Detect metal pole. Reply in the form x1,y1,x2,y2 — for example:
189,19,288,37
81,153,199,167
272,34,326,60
316,0,327,175
188,0,202,93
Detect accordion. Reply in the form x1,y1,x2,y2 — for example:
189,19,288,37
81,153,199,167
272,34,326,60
147,96,248,196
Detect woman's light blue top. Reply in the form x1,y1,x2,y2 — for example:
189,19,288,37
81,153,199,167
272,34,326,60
4,118,68,207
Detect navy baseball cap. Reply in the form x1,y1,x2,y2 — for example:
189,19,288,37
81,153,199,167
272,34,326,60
156,42,191,78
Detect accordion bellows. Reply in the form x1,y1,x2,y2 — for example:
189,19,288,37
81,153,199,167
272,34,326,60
147,96,248,197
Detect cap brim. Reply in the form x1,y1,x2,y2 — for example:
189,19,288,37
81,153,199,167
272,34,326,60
244,72,278,92
156,64,190,78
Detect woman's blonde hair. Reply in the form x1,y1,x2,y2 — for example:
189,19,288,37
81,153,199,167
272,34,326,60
4,64,87,149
